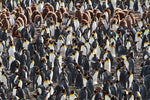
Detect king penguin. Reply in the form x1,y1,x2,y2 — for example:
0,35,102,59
49,49,56,68
43,77,50,88
33,71,43,89
75,70,83,89
104,57,111,72
69,0,73,12
10,59,20,73
0,71,8,88
0,40,4,53
8,42,16,57
69,90,77,100
139,81,147,100
92,68,99,85
60,43,67,58
79,87,88,100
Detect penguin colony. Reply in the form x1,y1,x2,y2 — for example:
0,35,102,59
0,0,149,100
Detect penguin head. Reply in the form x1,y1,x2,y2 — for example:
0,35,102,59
41,58,46,63
17,76,22,80
61,89,66,93
16,63,19,68
74,17,78,21
40,69,44,73
127,56,130,60
145,28,149,32
50,49,54,53
103,69,107,73
35,67,39,71
140,63,144,67
142,47,146,50
128,92,133,96
61,72,65,76
110,73,114,76
21,66,25,70
45,77,49,82
140,81,143,85
105,57,109,61
107,50,111,54
64,65,67,68
111,42,115,47
123,90,128,96
0,61,2,66
14,72,19,75
35,72,38,76
9,42,14,47
64,58,68,61
0,81,4,86
0,39,2,43
48,83,53,87
71,90,75,94
72,52,75,56
33,41,36,45
1,71,5,75
83,87,87,90
17,86,21,91
137,33,141,37
104,91,110,96
111,96,117,99
87,77,91,80
127,71,131,75
115,80,120,83
132,80,136,83
83,73,88,77
33,50,37,55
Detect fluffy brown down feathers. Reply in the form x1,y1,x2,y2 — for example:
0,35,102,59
1,18,9,31
125,15,132,30
34,14,43,26
31,10,41,23
44,11,57,24
12,24,19,37
42,6,50,19
75,8,82,22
